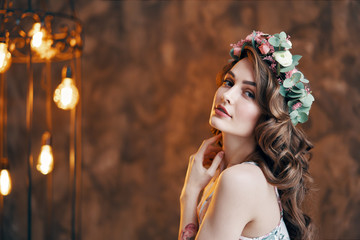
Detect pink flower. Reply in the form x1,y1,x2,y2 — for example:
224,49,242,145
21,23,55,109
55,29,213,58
259,43,271,54
292,102,302,110
254,35,264,44
232,46,241,56
245,33,253,42
263,55,275,63
270,62,277,72
285,68,298,79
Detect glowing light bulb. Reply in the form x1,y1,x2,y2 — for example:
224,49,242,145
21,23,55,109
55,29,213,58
0,169,12,196
0,42,12,73
31,23,43,48
30,22,56,59
37,145,54,175
37,132,54,175
53,66,79,110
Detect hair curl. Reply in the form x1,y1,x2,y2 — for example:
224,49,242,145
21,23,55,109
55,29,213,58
213,46,315,240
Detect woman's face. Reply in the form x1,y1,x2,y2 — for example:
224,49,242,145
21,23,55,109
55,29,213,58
209,58,261,138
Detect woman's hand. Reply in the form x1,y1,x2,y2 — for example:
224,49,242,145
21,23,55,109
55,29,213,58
181,134,225,198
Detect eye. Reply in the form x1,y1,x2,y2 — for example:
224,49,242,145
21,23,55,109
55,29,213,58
244,90,255,99
222,78,234,87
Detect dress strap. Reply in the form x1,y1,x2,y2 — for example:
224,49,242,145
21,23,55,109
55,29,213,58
274,187,283,217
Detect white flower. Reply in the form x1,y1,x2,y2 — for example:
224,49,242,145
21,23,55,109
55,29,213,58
273,50,293,67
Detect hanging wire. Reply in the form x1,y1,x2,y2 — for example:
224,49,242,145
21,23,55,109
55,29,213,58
0,74,4,161
45,60,53,240
69,0,76,18
75,53,82,240
27,0,32,11
26,38,34,240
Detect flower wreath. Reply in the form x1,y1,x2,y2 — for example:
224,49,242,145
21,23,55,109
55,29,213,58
229,31,314,125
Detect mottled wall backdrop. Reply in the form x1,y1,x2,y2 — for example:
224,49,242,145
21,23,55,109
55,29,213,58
3,0,360,239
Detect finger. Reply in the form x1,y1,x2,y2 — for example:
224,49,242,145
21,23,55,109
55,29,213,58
203,159,212,168
197,134,222,155
204,151,217,159
207,151,224,175
204,145,222,155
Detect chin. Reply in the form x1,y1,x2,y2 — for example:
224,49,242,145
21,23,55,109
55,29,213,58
209,116,224,132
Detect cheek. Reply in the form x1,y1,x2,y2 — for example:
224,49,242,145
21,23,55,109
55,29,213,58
235,103,260,123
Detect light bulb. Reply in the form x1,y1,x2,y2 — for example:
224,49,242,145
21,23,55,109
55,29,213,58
0,42,12,73
0,169,12,196
30,22,56,59
37,145,54,175
54,66,79,110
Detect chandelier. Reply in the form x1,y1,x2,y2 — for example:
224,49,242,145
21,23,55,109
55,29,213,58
0,0,83,239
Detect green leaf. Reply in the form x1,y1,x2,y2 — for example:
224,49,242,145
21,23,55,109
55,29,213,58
292,55,302,63
290,87,303,94
288,99,297,108
291,118,299,126
281,42,291,49
298,106,311,113
301,78,309,83
291,72,302,82
298,112,308,123
288,90,305,98
268,37,280,47
300,93,315,107
290,110,299,119
280,65,295,73
295,82,305,90
279,31,287,40
279,85,287,97
283,78,296,88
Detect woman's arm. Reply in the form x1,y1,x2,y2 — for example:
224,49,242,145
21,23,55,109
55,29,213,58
179,134,224,240
179,188,200,240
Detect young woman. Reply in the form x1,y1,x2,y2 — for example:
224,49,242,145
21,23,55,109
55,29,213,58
179,31,315,240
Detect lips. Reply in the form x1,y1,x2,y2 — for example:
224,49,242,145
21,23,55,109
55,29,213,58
215,105,231,118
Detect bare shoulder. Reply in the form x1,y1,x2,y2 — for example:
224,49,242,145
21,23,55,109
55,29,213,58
217,162,269,198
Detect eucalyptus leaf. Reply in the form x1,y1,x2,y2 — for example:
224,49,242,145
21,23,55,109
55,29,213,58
298,106,311,113
279,85,287,97
280,65,295,73
298,112,308,123
283,78,296,88
268,37,280,47
295,82,305,89
291,118,299,126
288,90,305,99
300,94,315,107
279,31,287,40
292,55,302,63
301,78,309,83
288,99,297,108
290,110,299,119
281,42,291,49
290,86,303,93
291,72,301,82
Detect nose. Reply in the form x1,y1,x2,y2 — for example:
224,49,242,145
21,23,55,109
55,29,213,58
222,88,236,105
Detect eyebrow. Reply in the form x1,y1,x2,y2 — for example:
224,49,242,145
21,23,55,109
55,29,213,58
227,70,257,87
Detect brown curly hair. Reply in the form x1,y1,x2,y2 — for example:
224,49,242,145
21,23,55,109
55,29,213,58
212,46,315,240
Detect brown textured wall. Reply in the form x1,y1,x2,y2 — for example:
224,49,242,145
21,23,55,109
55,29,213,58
3,1,360,239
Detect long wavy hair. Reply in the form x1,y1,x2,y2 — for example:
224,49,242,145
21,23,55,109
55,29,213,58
213,46,315,239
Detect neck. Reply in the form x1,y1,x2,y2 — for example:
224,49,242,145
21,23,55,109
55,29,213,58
222,132,256,168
